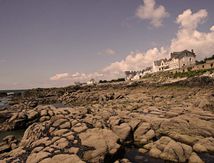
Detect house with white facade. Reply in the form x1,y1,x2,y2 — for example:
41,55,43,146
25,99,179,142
125,67,152,81
87,79,96,85
125,71,144,81
153,50,196,72
124,49,197,80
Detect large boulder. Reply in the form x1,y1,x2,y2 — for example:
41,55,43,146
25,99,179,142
134,122,155,145
157,115,214,144
188,152,204,163
39,154,85,163
149,136,192,162
79,128,121,162
193,137,214,153
111,123,131,142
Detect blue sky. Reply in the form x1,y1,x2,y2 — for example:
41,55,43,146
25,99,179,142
0,0,214,89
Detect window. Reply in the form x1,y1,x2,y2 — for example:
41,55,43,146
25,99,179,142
202,65,204,68
211,63,213,68
189,58,192,61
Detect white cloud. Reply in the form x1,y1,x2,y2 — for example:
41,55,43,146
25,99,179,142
50,73,69,81
136,0,169,27
103,47,168,76
176,9,207,30
99,48,116,55
170,9,214,59
50,72,104,82
211,25,214,32
50,9,214,85
70,72,104,81
103,9,214,77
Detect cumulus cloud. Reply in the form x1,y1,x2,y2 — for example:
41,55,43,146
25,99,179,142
103,9,214,76
103,47,168,75
99,48,116,56
136,0,169,27
211,26,214,32
70,72,104,81
50,9,214,84
50,73,69,81
170,9,214,59
176,9,207,30
50,72,104,82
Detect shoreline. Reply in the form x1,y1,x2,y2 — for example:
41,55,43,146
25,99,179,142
0,76,214,162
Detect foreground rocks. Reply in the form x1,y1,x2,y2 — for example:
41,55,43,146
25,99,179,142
0,80,214,162
0,135,18,154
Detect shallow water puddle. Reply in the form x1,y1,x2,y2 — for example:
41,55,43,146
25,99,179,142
0,129,25,142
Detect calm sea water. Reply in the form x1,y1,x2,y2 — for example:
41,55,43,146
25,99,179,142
0,97,9,108
0,129,26,142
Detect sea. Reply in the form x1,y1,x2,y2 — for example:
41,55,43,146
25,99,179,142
0,97,8,108
0,89,26,109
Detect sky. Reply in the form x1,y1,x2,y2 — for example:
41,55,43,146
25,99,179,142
0,0,214,89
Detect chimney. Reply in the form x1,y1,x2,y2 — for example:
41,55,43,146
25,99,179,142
191,49,194,53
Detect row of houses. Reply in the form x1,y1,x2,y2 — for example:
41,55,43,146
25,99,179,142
124,67,152,80
153,50,196,72
125,49,214,80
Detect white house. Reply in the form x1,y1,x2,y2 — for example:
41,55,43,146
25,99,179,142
125,67,152,81
87,79,96,85
125,71,143,81
153,58,169,72
153,50,196,72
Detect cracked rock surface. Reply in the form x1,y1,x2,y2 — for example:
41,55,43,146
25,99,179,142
0,80,214,162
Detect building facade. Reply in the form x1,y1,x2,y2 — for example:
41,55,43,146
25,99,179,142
125,67,152,81
153,50,196,72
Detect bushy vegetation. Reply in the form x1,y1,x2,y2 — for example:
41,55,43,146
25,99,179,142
205,54,214,61
99,78,125,83
173,69,214,78
196,54,214,65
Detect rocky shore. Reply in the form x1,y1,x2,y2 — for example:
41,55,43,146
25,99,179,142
0,76,214,163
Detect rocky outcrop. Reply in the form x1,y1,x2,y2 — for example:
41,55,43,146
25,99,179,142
0,107,122,163
0,135,19,154
0,80,214,162
149,136,192,162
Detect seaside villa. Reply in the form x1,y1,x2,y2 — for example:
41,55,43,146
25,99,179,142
152,50,196,72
